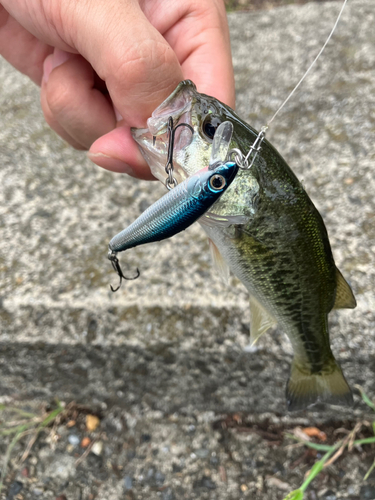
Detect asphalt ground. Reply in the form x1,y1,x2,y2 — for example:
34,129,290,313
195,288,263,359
0,1,374,499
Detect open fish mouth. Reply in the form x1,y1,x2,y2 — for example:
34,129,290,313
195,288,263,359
132,81,198,184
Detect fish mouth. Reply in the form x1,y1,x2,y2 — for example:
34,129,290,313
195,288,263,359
131,80,198,183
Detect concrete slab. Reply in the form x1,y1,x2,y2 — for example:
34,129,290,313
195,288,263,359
0,1,374,497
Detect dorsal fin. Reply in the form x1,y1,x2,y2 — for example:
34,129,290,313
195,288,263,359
333,268,356,310
208,239,230,285
249,295,277,345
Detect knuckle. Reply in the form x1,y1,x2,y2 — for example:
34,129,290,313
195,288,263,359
110,38,176,91
45,76,72,115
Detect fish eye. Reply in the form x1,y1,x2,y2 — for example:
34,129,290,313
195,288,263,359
209,174,226,191
201,115,222,141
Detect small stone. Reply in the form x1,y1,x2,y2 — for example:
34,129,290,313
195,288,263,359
21,467,29,477
44,456,76,481
66,444,74,453
360,485,375,500
162,487,175,500
195,449,209,459
155,471,165,486
81,437,91,448
32,488,44,496
124,476,133,490
267,477,290,491
91,441,103,456
347,486,356,495
193,475,216,490
86,414,100,432
66,420,76,428
240,484,248,492
322,491,336,500
141,433,151,443
68,434,80,446
6,481,23,499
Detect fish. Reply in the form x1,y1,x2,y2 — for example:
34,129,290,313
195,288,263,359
131,80,357,411
108,160,239,291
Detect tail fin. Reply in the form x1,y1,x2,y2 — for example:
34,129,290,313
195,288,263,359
286,358,353,411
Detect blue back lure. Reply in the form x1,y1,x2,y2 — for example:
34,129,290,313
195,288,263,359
108,161,238,291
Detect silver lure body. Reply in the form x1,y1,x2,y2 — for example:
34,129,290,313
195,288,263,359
109,162,238,254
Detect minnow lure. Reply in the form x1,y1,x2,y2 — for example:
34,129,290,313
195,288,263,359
108,160,239,291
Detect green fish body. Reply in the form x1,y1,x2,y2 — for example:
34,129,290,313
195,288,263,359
132,81,356,411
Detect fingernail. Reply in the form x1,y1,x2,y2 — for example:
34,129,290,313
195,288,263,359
87,152,135,176
43,49,72,83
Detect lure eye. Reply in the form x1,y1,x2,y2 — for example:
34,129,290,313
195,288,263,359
201,115,222,141
209,174,226,191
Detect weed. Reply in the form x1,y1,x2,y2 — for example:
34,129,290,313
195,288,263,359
0,400,65,494
283,387,375,499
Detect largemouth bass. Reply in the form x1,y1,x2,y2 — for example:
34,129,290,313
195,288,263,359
132,80,356,411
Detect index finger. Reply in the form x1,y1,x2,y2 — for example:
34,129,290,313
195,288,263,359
144,0,235,108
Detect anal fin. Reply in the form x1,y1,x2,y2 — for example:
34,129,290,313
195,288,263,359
249,295,277,345
333,268,356,310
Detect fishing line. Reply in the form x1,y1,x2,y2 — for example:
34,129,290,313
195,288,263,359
267,0,349,127
235,0,349,170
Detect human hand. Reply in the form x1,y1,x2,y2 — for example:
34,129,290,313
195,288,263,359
0,0,235,179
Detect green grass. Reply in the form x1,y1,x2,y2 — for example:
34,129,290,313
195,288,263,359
0,400,65,494
283,387,375,499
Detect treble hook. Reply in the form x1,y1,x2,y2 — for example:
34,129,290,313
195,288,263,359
165,117,194,189
108,250,140,292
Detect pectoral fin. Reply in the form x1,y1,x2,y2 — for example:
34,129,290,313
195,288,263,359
208,239,230,285
249,295,277,345
200,212,249,228
333,268,356,310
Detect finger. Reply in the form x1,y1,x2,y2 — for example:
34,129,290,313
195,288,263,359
143,0,235,108
88,126,154,180
0,6,52,84
41,64,86,149
41,50,116,149
62,0,184,127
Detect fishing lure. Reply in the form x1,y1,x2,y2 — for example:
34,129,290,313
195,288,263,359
108,159,239,291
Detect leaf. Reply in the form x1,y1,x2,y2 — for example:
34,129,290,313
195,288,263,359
352,437,375,446
285,433,334,451
302,427,327,442
355,385,375,412
283,489,304,500
364,459,375,481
